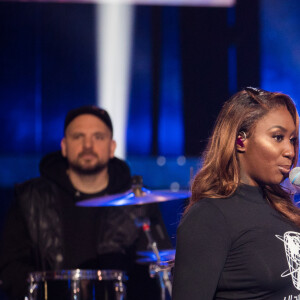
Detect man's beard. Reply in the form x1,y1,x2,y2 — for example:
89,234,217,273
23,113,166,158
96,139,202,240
68,151,108,175
69,161,108,175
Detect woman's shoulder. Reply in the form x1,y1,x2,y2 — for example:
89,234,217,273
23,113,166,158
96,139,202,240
188,197,227,212
181,189,257,225
180,198,230,227
189,184,264,213
177,198,232,241
187,195,238,214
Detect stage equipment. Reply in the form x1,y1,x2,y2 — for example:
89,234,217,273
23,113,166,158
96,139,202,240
27,269,127,300
76,176,190,207
76,176,185,300
136,249,175,264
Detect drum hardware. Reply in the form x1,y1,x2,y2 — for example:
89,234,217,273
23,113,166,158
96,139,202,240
76,175,190,207
130,177,173,300
114,280,126,300
136,249,176,264
134,215,173,300
26,269,127,300
75,176,182,300
71,280,79,298
149,261,174,300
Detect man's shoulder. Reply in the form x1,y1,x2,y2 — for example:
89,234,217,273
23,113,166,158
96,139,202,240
15,176,56,199
109,157,130,173
16,176,50,188
108,157,131,193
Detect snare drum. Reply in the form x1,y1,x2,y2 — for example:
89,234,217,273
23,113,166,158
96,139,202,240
27,269,127,300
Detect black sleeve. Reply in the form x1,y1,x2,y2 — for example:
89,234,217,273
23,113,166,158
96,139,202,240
172,201,231,300
0,193,35,299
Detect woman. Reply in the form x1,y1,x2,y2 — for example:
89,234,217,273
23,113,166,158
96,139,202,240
172,87,300,299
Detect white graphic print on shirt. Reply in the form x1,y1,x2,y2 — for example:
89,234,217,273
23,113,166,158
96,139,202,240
276,231,300,290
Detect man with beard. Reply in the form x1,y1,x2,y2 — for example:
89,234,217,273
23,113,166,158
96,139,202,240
0,106,172,300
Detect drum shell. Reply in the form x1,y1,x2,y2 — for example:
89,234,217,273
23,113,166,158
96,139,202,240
27,269,127,300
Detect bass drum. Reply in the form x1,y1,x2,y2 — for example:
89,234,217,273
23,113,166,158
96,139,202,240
27,269,127,300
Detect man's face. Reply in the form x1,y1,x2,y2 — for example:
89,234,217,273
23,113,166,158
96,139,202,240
61,114,116,175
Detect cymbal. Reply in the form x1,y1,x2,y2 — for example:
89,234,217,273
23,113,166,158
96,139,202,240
76,187,190,207
136,249,176,264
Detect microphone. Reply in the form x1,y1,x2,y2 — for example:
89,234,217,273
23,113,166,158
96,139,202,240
289,167,300,186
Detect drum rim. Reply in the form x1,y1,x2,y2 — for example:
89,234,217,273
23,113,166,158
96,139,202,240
28,269,127,282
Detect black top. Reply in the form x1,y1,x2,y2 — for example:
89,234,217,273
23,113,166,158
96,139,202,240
172,184,300,300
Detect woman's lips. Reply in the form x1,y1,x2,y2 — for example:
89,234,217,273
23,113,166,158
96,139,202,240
278,165,291,174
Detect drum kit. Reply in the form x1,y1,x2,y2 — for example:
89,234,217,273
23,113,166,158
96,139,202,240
26,176,190,300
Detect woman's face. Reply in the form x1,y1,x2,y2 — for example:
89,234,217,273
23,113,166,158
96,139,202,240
239,106,297,186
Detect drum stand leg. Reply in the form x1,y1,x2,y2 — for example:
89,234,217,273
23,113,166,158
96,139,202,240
71,280,81,300
162,269,172,299
157,270,167,300
114,281,126,300
150,263,172,300
27,281,38,300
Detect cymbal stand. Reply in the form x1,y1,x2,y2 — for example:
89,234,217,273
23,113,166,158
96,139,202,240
135,216,172,300
149,261,173,300
131,175,172,300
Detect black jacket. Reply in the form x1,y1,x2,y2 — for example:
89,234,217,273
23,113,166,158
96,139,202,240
0,151,172,299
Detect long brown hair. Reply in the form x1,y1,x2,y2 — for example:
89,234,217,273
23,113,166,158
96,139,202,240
187,87,300,226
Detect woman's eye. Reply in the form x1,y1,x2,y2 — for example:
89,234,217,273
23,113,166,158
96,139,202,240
290,137,297,145
274,135,284,142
